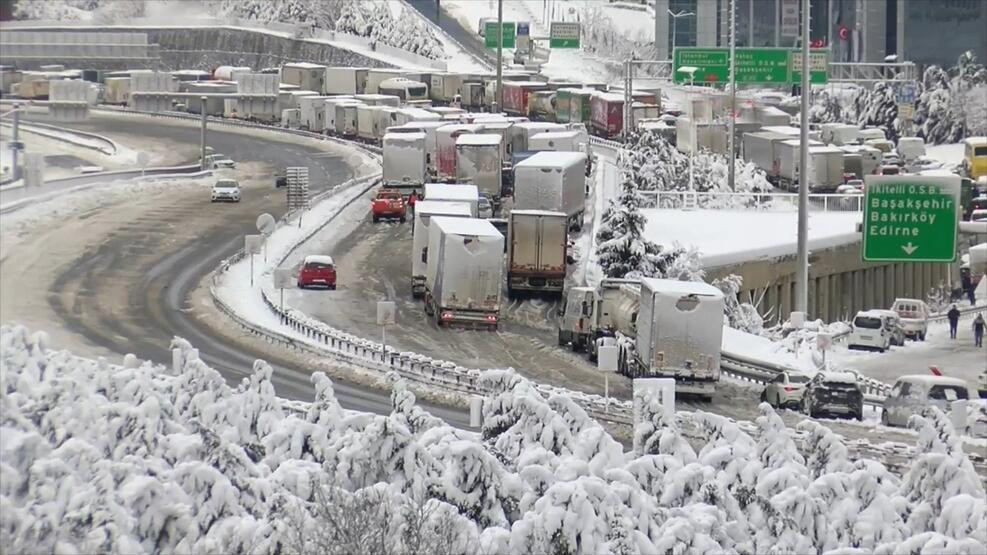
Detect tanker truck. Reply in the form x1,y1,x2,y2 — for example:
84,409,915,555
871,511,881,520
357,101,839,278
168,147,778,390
557,278,641,360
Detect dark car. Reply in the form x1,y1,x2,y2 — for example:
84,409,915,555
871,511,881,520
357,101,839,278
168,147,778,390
276,175,288,188
802,371,864,420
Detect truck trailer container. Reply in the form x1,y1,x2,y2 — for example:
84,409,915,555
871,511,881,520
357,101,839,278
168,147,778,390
333,101,363,136
502,81,550,116
839,144,882,178
423,183,479,216
325,66,368,95
777,140,843,192
558,278,641,359
456,134,503,201
411,201,473,297
513,151,587,229
281,63,326,94
298,95,332,131
742,131,794,181
509,121,566,154
590,92,624,139
424,217,505,329
507,210,568,297
619,278,724,399
435,124,481,181
382,132,427,191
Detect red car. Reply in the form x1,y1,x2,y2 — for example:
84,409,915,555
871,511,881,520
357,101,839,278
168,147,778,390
297,255,337,289
372,188,407,223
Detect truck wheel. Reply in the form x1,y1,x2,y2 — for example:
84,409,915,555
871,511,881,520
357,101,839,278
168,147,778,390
557,330,566,346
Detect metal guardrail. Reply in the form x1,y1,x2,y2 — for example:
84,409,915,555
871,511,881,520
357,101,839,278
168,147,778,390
638,190,864,212
0,119,118,156
828,62,918,83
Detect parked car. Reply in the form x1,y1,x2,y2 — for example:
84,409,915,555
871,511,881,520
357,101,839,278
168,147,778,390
891,298,930,340
203,153,236,169
971,208,987,223
275,174,288,188
297,255,337,289
802,371,864,420
371,188,407,223
847,310,892,352
881,375,972,427
761,371,811,409
477,195,494,219
835,184,863,209
211,178,241,203
870,309,906,346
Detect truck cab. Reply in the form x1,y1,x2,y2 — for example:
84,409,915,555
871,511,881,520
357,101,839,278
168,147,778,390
372,188,407,223
557,278,640,360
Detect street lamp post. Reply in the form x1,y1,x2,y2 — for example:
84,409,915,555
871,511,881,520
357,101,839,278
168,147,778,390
668,9,695,51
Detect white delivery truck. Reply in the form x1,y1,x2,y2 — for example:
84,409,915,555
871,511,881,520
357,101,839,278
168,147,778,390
298,95,331,132
323,97,354,133
618,278,725,400
423,183,479,216
435,124,481,181
777,139,834,191
820,123,860,146
897,136,927,163
839,144,882,178
558,278,641,359
411,201,473,297
333,101,363,137
357,104,382,142
507,210,568,298
513,151,587,230
456,134,503,202
365,68,407,94
424,217,505,329
354,93,401,107
387,121,449,178
742,131,792,181
509,122,567,153
281,63,326,93
382,132,427,192
325,66,368,95
528,130,585,153
430,72,464,104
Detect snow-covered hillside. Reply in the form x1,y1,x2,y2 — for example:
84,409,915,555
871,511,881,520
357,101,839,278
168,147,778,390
2,324,985,553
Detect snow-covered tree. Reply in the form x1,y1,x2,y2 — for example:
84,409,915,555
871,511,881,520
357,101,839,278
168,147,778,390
712,274,765,335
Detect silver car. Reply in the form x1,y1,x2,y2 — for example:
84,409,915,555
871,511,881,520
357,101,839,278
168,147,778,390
881,375,972,427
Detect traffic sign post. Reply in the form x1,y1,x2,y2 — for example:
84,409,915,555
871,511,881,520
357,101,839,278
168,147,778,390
549,21,580,49
376,300,396,364
862,175,961,263
273,268,294,315
673,47,828,84
484,21,516,49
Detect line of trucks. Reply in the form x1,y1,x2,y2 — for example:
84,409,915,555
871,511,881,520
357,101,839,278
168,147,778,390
2,63,662,140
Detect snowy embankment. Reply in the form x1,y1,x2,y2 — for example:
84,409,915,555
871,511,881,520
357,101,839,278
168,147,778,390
642,209,861,270
3,324,986,553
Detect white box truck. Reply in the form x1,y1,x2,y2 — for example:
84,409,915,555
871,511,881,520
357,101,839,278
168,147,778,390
528,130,585,153
456,133,503,201
357,104,381,142
619,278,725,399
299,95,331,132
423,183,479,216
424,217,505,329
333,101,363,136
510,122,566,153
839,144,882,178
325,66,368,95
281,63,326,94
513,151,587,230
411,201,472,297
382,132,427,191
507,210,568,298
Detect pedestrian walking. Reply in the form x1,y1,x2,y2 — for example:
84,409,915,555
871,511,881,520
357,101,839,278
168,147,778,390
947,304,961,339
961,269,976,305
974,314,985,347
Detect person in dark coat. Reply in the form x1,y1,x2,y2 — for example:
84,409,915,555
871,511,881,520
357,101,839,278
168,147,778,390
974,314,985,347
947,304,961,339
961,269,975,305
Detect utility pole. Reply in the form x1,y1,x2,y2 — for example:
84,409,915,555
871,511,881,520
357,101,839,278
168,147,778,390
795,0,811,314
11,105,21,181
199,96,207,170
727,0,736,191
494,0,504,113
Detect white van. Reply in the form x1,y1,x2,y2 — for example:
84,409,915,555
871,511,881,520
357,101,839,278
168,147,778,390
848,310,892,352
891,298,930,340
881,375,973,427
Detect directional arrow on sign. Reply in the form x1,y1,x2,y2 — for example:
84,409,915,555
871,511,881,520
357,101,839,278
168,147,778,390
902,242,918,255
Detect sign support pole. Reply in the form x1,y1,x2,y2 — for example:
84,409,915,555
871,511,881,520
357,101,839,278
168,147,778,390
495,0,504,113
200,96,207,171
11,106,21,181
727,0,736,192
795,0,811,314
250,254,254,287
381,324,387,364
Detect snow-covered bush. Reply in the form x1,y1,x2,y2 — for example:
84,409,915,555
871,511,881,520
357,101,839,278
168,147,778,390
212,0,445,60
712,274,765,335
2,325,985,554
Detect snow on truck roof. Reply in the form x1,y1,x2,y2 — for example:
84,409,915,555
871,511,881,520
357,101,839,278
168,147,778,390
384,132,426,143
425,183,479,200
515,151,586,168
530,130,581,140
284,62,326,69
640,278,724,298
511,209,568,218
430,216,503,238
456,133,502,146
415,201,472,217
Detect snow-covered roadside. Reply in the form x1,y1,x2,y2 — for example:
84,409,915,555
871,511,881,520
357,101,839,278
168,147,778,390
926,142,965,169
1,123,143,182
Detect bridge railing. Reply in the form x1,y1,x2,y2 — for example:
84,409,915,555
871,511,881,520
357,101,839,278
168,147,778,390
637,190,864,212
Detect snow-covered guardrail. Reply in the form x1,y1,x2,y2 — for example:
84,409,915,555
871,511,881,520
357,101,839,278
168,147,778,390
639,190,864,212
589,136,624,153
0,119,117,156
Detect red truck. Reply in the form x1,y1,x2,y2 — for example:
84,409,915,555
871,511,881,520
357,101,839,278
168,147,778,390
503,81,549,116
590,93,625,139
372,188,407,223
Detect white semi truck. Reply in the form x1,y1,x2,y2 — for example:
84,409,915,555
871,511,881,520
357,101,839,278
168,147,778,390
558,278,641,359
621,278,724,399
411,201,472,297
507,210,568,298
382,132,427,191
513,151,587,230
424,217,505,329
456,133,503,202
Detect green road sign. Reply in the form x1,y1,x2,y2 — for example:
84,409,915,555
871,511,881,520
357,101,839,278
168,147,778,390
550,22,580,49
485,22,516,49
673,47,830,84
862,175,961,262
791,50,829,84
